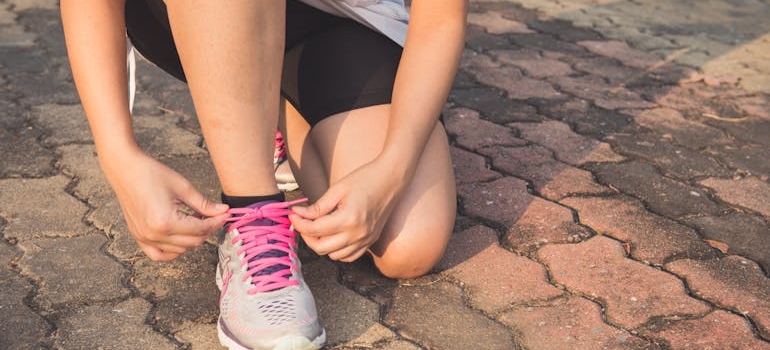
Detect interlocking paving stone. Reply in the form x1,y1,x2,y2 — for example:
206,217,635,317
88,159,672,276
699,177,770,217
479,144,564,190
608,133,732,181
549,75,657,110
684,212,770,275
384,281,520,350
54,298,177,350
642,310,770,350
17,234,130,311
539,99,634,138
510,120,624,166
465,24,514,52
467,11,534,35
666,256,770,339
500,296,656,350
632,108,731,149
304,259,390,347
449,146,500,185
491,50,574,78
444,108,526,151
132,113,206,158
578,40,661,69
538,166,612,201
56,144,113,201
29,104,92,146
590,160,724,218
472,64,564,100
449,87,542,124
538,236,712,329
0,176,90,241
565,55,638,85
458,177,584,253
0,127,56,177
131,245,219,333
0,242,51,350
710,143,770,178
441,226,563,313
561,196,717,265
174,322,224,350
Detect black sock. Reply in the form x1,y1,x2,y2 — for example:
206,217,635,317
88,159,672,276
221,192,285,208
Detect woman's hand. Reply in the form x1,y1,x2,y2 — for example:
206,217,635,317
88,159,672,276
102,150,230,261
290,158,406,262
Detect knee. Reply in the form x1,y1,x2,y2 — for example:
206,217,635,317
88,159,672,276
371,231,450,280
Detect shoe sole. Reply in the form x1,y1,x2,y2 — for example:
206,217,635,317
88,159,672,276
217,321,326,350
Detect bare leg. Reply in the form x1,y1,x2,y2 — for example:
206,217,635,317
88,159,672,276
163,0,285,196
283,102,456,278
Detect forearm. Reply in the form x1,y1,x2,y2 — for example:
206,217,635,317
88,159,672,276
380,0,467,178
61,0,140,162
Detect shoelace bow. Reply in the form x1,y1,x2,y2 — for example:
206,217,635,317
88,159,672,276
224,199,307,294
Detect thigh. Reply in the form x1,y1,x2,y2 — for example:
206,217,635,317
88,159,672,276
283,103,456,278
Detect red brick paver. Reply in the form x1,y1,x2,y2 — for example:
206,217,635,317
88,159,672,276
538,236,711,329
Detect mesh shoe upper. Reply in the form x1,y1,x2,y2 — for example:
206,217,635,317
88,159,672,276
217,199,324,349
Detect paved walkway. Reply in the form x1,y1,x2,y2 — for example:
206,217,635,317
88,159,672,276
1,0,769,349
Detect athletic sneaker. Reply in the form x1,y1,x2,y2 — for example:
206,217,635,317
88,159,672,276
274,131,299,191
216,199,325,350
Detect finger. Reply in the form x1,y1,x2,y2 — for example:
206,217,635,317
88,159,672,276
172,212,228,237
139,242,183,262
330,246,369,263
290,212,346,238
176,179,229,217
291,187,343,220
304,232,354,256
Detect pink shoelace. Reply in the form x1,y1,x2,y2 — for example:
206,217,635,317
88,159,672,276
274,130,286,164
224,199,307,294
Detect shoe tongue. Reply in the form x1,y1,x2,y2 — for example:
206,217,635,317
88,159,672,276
241,200,291,282
243,200,280,227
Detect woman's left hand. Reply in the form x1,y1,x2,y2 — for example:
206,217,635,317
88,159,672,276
290,159,406,262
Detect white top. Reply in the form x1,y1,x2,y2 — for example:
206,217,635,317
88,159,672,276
299,0,409,46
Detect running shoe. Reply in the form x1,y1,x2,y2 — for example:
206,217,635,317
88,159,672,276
216,199,325,350
274,131,299,192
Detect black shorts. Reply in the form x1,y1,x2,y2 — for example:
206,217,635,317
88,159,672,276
125,0,403,126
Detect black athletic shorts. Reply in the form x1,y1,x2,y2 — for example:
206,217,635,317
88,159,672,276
125,0,403,126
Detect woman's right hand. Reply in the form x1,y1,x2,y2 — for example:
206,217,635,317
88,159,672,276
101,149,230,261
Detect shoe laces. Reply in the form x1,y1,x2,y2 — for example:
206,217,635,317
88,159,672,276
274,130,286,165
224,199,307,294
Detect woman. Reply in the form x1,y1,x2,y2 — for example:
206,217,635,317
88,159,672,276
60,0,466,349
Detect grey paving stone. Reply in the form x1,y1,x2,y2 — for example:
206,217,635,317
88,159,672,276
0,176,91,241
472,65,563,100
479,144,566,191
30,104,92,146
449,87,542,124
173,322,224,350
0,127,56,178
539,99,634,139
56,144,111,202
132,113,206,158
685,211,770,275
444,108,526,151
609,133,732,181
589,160,725,218
131,244,219,333
54,298,177,350
17,234,130,311
0,243,51,350
709,143,770,179
510,120,624,166
450,146,501,185
304,259,388,347
384,281,520,350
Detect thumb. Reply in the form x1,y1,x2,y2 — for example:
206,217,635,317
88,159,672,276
177,181,229,217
